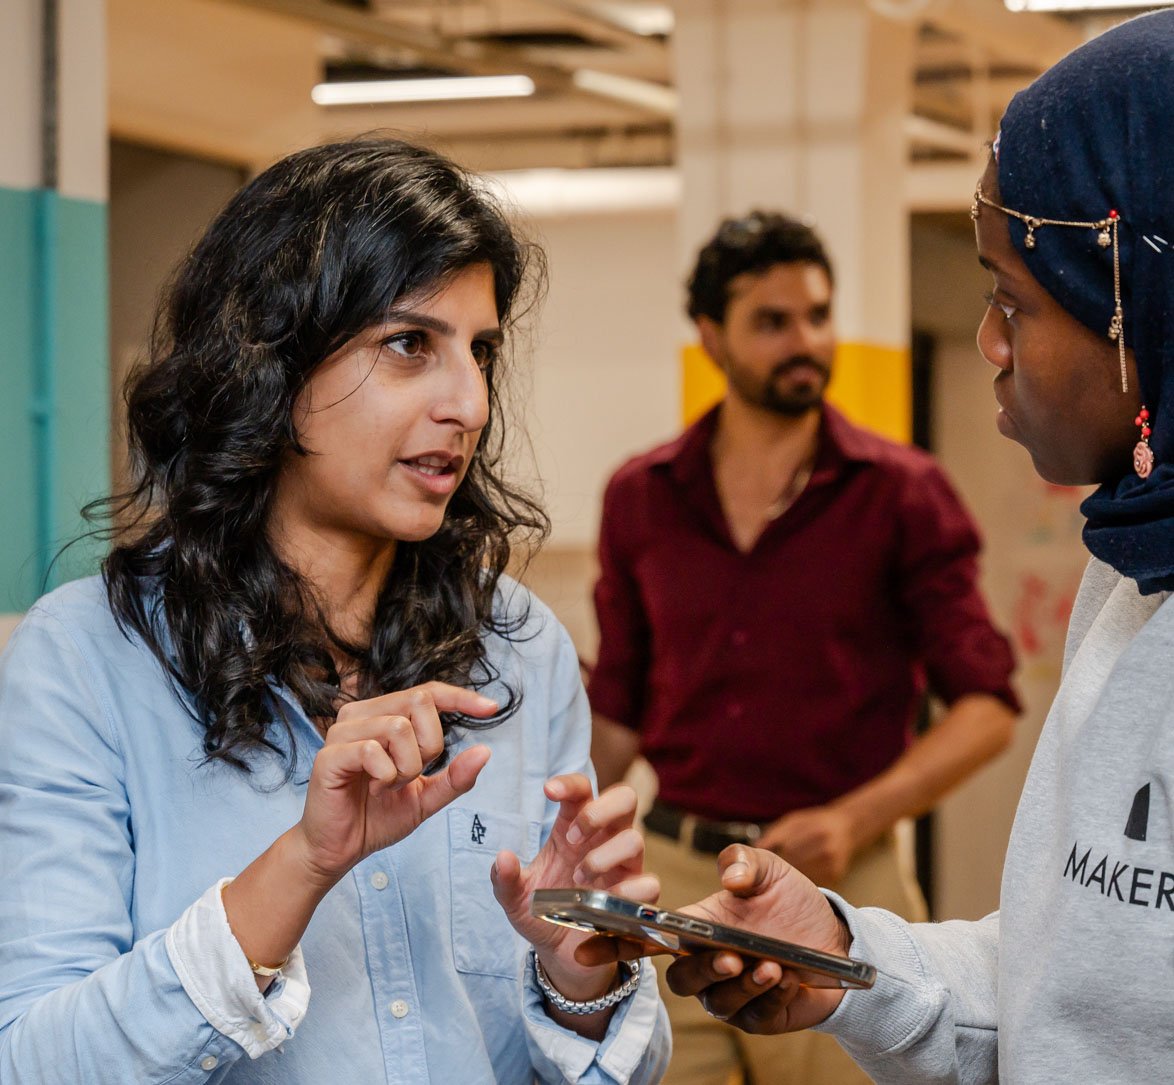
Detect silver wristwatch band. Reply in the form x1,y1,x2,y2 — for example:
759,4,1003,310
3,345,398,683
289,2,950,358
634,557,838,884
532,950,643,1015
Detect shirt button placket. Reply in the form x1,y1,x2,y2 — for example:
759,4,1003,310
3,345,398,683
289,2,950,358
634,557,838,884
359,861,428,1081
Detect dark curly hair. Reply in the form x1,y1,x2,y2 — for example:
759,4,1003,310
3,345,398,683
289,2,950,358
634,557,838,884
90,137,549,772
686,210,834,324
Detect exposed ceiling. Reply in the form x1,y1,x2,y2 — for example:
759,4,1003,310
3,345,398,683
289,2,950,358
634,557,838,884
107,0,1127,206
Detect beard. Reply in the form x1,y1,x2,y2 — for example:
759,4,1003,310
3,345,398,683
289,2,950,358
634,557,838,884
726,355,831,417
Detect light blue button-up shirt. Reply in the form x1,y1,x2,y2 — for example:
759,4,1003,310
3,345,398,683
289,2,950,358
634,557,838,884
0,576,669,1083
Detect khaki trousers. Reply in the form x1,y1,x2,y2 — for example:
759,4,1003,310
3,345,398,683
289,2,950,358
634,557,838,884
645,824,928,1085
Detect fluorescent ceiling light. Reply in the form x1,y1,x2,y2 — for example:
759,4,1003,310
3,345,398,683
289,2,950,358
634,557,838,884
571,69,678,115
590,3,675,36
483,168,680,217
312,75,536,106
1004,0,1171,9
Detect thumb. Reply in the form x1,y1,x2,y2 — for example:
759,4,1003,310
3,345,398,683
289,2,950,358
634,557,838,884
718,845,786,898
489,849,526,915
417,745,491,822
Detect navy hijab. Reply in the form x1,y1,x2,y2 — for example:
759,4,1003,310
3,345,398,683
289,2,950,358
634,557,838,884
997,10,1174,594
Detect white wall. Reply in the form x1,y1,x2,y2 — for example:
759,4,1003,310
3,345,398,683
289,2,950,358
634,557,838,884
519,209,681,549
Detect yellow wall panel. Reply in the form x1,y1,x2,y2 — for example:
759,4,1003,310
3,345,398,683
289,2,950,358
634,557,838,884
680,340,911,443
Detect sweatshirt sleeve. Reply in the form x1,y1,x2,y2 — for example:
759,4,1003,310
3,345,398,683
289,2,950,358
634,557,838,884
0,607,307,1083
813,895,999,1085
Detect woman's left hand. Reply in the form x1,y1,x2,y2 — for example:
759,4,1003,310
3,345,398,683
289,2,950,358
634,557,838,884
490,774,658,1002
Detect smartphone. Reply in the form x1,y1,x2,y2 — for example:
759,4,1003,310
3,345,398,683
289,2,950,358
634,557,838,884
530,888,875,990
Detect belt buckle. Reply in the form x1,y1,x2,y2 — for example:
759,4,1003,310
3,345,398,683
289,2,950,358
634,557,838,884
736,821,762,846
689,817,764,853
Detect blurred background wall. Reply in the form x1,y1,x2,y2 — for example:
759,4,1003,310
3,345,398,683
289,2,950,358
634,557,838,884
1,0,1157,919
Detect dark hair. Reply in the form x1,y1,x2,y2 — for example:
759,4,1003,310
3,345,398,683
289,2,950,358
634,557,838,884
91,136,549,771
686,210,834,324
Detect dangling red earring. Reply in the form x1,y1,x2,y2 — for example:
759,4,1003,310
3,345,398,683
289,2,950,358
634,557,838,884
1134,407,1154,479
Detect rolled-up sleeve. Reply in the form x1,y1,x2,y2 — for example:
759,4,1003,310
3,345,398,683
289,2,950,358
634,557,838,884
0,608,307,1083
166,879,310,1060
588,474,653,730
521,951,670,1085
894,463,1020,713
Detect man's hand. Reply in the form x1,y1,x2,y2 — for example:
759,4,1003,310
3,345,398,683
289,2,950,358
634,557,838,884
757,804,858,886
663,845,850,1034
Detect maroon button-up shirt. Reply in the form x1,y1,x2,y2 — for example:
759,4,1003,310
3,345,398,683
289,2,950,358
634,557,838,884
588,405,1019,823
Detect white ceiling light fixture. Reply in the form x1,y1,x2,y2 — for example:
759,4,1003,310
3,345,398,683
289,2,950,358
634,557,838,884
483,168,681,217
571,69,678,116
311,74,536,106
1004,0,1173,10
589,3,675,36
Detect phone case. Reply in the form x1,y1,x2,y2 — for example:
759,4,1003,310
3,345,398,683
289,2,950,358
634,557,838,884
530,888,876,990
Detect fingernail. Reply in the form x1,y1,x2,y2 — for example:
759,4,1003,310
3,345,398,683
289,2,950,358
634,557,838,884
726,862,749,881
477,694,498,707
572,867,589,885
713,956,738,976
565,823,584,846
752,964,772,985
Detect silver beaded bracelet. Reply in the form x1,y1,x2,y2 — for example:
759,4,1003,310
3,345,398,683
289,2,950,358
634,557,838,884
532,950,643,1015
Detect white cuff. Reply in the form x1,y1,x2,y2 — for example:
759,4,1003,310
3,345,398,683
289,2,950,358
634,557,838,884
166,878,311,1059
522,952,665,1083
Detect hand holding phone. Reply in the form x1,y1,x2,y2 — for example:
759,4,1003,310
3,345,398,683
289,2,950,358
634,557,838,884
530,888,875,990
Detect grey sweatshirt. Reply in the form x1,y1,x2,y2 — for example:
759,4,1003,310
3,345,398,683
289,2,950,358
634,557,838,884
815,557,1174,1082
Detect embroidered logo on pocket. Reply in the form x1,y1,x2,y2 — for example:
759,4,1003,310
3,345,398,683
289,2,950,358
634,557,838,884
471,814,487,845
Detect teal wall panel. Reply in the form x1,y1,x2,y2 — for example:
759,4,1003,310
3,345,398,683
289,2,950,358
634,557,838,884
46,194,110,590
0,187,39,611
0,185,109,610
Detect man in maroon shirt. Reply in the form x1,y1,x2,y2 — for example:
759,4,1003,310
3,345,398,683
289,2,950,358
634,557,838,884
589,211,1019,1085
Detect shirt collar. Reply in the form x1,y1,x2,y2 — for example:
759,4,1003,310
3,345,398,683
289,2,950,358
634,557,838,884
650,401,882,488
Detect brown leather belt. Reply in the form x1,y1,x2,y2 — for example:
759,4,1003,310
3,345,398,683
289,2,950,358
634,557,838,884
644,799,765,855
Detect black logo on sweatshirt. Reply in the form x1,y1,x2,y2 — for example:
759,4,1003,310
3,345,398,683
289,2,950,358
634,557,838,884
1061,782,1170,911
1125,783,1151,842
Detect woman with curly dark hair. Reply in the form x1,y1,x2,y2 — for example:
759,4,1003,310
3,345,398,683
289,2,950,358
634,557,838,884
0,137,668,1084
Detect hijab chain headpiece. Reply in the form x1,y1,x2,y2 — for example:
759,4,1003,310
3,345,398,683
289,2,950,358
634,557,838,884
971,184,1150,477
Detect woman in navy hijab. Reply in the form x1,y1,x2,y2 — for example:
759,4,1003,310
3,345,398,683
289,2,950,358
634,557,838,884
606,11,1174,1082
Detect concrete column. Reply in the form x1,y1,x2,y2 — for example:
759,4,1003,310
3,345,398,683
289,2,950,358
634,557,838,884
0,0,109,611
673,0,915,442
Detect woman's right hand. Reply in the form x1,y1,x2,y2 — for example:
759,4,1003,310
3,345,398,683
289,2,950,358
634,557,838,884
290,682,496,888
662,845,852,1034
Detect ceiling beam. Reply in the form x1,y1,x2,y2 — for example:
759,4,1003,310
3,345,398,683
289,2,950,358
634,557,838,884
214,0,575,90
924,0,1084,72
212,0,675,117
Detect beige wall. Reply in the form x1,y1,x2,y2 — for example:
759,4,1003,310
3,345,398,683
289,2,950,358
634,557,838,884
519,209,681,551
0,616,20,652
108,140,246,483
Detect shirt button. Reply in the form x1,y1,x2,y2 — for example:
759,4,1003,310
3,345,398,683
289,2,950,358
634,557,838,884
370,871,389,891
389,999,410,1019
731,629,748,647
200,1055,219,1071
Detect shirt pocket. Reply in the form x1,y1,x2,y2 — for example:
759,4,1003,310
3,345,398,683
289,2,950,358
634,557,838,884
448,806,542,979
